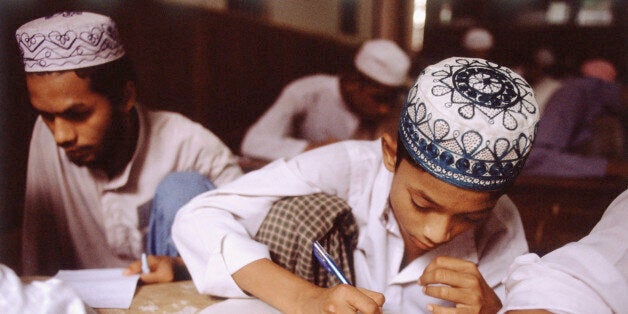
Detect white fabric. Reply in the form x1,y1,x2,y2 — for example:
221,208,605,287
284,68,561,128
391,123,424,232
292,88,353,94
240,75,360,161
173,140,528,313
501,189,628,314
22,105,242,275
16,12,125,72
354,39,410,87
0,264,91,314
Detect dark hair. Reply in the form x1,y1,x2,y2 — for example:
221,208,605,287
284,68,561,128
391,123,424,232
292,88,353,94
74,56,137,107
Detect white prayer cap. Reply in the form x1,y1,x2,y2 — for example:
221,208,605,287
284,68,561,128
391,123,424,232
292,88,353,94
15,11,125,72
462,27,494,52
354,39,410,87
399,57,540,191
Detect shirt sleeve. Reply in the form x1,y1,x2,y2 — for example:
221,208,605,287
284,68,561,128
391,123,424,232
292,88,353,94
501,190,628,313
22,119,73,276
172,142,358,297
240,80,310,161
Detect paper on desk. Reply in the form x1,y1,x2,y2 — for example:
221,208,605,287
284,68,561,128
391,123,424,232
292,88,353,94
200,298,281,314
54,268,140,309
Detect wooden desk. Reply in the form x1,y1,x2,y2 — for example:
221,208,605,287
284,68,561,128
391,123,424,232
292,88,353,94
508,175,627,255
97,280,219,313
21,277,221,313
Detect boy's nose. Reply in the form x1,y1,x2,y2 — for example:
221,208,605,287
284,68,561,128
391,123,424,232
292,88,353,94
423,213,452,244
53,119,76,147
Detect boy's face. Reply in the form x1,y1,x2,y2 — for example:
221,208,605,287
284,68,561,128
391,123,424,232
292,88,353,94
26,71,126,168
381,135,499,260
341,76,399,121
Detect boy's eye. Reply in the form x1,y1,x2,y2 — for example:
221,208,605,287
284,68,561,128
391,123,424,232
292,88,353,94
40,112,54,122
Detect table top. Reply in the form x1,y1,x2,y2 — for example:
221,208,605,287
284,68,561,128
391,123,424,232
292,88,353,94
97,280,220,313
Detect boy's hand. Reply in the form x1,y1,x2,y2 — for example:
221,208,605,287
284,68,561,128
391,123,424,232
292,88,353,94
419,256,501,314
298,285,385,314
124,255,183,284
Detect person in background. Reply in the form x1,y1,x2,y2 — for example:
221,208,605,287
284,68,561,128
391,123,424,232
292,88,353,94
16,12,242,279
501,189,628,314
461,27,494,60
239,39,411,162
173,57,540,313
523,58,627,177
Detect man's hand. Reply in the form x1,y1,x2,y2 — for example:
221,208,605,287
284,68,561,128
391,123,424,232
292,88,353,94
420,256,501,314
124,255,186,284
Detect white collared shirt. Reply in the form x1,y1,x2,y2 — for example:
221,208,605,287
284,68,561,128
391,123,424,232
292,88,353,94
240,74,360,160
173,140,527,313
22,105,242,275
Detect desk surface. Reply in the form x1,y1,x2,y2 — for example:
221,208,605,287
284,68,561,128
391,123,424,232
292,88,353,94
98,280,219,313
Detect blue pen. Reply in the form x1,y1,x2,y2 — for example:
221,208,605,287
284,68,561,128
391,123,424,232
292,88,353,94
312,240,352,285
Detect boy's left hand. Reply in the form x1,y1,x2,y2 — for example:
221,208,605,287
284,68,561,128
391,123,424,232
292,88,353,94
419,256,501,314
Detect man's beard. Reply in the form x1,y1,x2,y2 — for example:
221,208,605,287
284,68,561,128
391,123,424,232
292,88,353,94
80,109,131,173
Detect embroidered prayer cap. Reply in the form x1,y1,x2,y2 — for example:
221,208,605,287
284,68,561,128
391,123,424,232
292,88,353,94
354,39,410,87
399,57,540,191
16,11,125,73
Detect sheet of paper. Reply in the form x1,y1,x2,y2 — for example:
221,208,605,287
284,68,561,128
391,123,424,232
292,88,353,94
54,268,140,309
199,298,281,314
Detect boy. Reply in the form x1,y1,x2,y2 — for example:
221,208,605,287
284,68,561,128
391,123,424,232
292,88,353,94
173,57,540,313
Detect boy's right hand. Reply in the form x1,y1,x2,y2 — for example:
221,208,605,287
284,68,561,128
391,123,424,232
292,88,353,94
297,284,385,314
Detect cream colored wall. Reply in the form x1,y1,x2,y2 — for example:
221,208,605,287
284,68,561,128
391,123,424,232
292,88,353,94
161,0,374,40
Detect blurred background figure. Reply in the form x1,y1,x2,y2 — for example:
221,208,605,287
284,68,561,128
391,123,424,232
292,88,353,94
524,47,564,115
240,39,411,162
461,27,494,60
523,58,627,178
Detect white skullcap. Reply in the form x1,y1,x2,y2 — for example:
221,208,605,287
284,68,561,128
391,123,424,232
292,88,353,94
399,57,540,191
354,39,410,87
15,11,125,72
462,27,494,52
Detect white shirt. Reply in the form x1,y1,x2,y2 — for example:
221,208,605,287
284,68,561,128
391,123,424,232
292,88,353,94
240,74,360,160
22,105,242,275
501,189,628,314
173,140,528,313
0,264,89,314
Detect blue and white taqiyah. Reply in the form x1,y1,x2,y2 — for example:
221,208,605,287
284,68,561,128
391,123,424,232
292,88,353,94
15,11,125,72
399,57,540,191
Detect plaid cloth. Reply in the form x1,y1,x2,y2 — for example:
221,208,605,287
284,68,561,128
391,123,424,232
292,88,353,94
254,193,358,287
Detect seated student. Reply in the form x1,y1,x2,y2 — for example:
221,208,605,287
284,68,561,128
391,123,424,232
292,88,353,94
501,189,628,313
240,39,411,162
15,12,242,277
523,58,628,178
172,57,541,313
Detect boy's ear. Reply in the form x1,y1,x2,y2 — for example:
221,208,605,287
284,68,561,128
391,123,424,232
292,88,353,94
381,133,397,172
122,81,137,112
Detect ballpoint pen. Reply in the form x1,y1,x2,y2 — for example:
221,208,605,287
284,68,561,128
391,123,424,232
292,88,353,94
312,240,352,285
141,253,150,274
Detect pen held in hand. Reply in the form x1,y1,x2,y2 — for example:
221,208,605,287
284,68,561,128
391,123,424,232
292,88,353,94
141,253,150,274
312,240,352,285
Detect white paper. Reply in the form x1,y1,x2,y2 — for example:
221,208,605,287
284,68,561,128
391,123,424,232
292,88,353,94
200,298,281,314
54,268,140,309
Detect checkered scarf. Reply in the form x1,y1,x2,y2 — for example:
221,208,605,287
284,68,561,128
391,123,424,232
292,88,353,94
255,193,358,287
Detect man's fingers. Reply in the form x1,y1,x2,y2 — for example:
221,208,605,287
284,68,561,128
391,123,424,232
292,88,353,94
357,287,386,307
328,285,383,314
123,260,142,275
428,303,463,314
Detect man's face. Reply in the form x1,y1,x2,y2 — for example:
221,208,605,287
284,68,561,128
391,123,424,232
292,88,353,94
382,136,498,260
26,71,119,168
342,77,400,121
